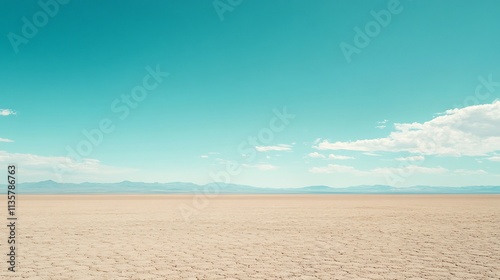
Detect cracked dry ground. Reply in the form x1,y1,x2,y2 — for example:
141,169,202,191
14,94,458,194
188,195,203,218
1,195,499,279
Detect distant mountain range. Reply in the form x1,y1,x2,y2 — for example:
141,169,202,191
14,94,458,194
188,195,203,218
3,180,500,194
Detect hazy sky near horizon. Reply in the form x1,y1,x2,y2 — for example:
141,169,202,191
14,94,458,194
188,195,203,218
1,0,500,187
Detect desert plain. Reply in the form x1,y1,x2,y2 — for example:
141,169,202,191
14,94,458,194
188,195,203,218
1,195,499,279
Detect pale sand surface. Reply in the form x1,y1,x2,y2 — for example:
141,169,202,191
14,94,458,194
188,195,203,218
1,195,499,279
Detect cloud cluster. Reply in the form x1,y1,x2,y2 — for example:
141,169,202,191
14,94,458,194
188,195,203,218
256,144,292,152
310,164,455,176
0,151,134,182
243,164,279,171
395,155,425,161
329,154,354,160
376,119,388,129
487,156,500,162
310,164,365,175
1,109,16,142
1,108,17,142
308,152,325,158
307,152,354,160
0,109,17,116
315,101,500,157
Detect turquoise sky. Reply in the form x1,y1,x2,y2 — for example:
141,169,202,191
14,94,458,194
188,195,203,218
1,0,500,187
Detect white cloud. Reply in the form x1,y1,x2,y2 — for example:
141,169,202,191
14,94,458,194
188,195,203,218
315,101,500,157
1,108,16,142
216,158,229,164
363,152,380,157
308,152,325,158
395,155,425,161
310,163,489,178
201,152,219,158
255,144,292,152
372,165,447,175
309,164,447,176
453,169,487,175
0,109,16,116
307,152,355,160
486,155,500,162
309,164,364,175
328,154,354,160
243,164,278,171
0,150,135,183
376,120,388,129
